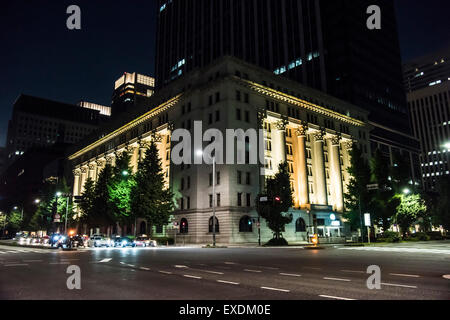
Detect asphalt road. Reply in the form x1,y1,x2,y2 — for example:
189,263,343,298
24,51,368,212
0,243,449,300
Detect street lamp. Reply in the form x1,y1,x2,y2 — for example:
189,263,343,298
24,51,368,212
197,149,216,247
122,170,129,177
34,199,41,204
403,188,411,195
443,142,450,150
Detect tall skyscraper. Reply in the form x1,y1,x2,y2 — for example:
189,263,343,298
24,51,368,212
404,47,450,190
155,0,420,183
111,72,155,116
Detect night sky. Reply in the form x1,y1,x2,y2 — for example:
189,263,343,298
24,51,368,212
0,0,449,147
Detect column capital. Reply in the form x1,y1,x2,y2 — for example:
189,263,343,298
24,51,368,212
80,167,88,174
151,131,163,144
330,134,342,146
73,169,81,177
139,139,151,149
167,121,175,133
275,117,289,131
105,155,115,165
96,159,105,167
88,163,96,171
344,140,357,151
313,129,326,142
296,123,309,137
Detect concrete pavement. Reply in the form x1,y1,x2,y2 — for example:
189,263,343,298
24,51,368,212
0,244,449,300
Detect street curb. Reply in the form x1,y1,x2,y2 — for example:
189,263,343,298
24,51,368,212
0,242,58,250
304,246,326,250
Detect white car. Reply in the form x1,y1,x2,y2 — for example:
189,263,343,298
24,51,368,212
134,236,157,247
88,235,111,247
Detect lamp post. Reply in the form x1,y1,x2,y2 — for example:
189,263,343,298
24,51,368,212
197,150,216,247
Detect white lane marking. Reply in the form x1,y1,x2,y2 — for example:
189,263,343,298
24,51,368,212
4,263,29,267
389,273,420,278
217,280,239,285
201,270,224,275
159,271,172,275
0,252,6,254
127,264,135,268
319,295,356,301
280,273,302,277
443,275,450,280
323,277,351,282
261,286,290,293
174,265,189,268
99,258,112,263
381,283,417,289
140,267,151,271
49,262,70,265
224,262,237,265
244,269,262,273
7,251,18,254
184,275,202,279
341,270,365,274
23,260,43,263
120,262,126,265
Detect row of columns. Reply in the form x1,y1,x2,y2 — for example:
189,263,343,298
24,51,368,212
272,121,350,213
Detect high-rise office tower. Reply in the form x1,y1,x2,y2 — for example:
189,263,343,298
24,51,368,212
404,47,450,190
111,72,156,116
155,0,420,183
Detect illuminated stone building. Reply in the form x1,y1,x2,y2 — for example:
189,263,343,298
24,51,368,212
69,57,370,243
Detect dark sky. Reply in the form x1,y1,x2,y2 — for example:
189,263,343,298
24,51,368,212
0,0,449,147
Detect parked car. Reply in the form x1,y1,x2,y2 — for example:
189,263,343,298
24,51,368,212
49,234,71,249
134,235,157,247
88,235,111,247
114,237,136,248
71,235,85,248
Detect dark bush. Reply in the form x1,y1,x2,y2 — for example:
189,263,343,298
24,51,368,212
426,231,444,240
410,232,430,241
265,238,289,246
377,231,401,243
154,237,174,245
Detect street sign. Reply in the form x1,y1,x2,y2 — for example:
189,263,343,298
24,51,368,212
364,213,371,227
367,184,379,191
259,196,268,202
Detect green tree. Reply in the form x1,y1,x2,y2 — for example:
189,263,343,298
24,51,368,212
344,145,371,231
370,150,400,232
130,141,174,236
7,211,23,232
91,164,115,229
395,193,427,237
78,177,96,226
256,162,293,242
427,176,450,232
109,152,135,230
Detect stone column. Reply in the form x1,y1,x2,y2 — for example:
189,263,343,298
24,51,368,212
275,119,288,163
88,163,96,180
127,145,138,173
73,169,81,196
295,124,309,207
138,140,150,163
95,159,105,181
313,130,327,205
80,167,88,194
329,136,344,212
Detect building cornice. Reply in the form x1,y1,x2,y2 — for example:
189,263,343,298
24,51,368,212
68,94,182,161
233,76,366,127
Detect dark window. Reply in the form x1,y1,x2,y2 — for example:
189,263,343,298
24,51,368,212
236,108,242,120
296,218,306,232
237,171,242,184
180,218,188,234
156,225,163,234
215,110,220,122
236,90,241,101
237,193,242,206
209,216,219,233
246,193,251,207
246,172,251,185
245,111,250,123
239,216,253,232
